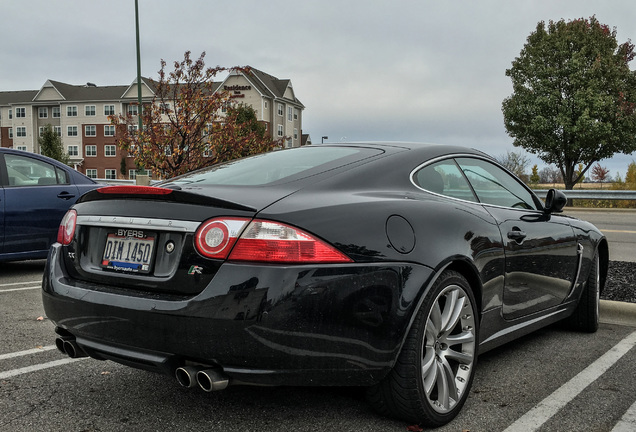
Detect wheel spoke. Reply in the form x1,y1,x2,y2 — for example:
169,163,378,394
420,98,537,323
443,347,474,365
437,356,458,408
444,330,475,347
422,347,437,394
429,301,443,336
440,288,464,334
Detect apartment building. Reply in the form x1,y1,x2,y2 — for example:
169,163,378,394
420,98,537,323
0,67,304,179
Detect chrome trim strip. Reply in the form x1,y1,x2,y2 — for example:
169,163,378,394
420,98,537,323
76,215,199,232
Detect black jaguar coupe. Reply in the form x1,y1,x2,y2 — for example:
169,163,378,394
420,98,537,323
43,142,607,427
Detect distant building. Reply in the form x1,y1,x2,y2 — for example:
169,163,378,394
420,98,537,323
0,67,305,179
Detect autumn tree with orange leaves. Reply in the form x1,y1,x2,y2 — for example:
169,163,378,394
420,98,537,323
110,51,284,178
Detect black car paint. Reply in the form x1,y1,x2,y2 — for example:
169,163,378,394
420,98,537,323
42,142,607,387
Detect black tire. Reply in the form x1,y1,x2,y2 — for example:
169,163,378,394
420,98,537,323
367,270,479,427
566,251,600,333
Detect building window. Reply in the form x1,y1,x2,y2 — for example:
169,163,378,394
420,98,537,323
160,103,171,114
67,145,79,156
86,169,97,179
8,109,12,119
8,128,13,138
294,109,298,120
52,107,61,118
104,125,115,137
67,126,78,136
105,169,117,180
16,127,27,137
129,169,137,180
38,107,48,118
85,125,96,137
16,145,27,151
85,105,96,116
16,107,26,118
287,107,293,122
164,146,173,156
277,124,283,137
54,126,62,136
127,105,138,116
294,128,298,140
277,103,284,116
86,145,97,157
39,127,45,137
105,145,116,157
104,105,115,116
67,106,78,117
264,101,268,109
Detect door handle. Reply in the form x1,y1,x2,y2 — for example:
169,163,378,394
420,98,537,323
57,192,76,200
507,229,527,242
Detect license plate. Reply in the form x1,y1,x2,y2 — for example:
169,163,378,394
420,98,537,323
101,233,155,273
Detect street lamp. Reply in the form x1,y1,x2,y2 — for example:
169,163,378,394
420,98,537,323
322,136,328,143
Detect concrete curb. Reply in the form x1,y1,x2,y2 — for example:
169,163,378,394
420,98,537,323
600,299,636,327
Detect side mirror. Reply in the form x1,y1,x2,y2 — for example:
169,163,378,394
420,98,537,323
544,189,567,213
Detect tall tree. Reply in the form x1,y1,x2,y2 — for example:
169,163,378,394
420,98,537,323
38,124,69,165
502,16,636,190
110,51,284,178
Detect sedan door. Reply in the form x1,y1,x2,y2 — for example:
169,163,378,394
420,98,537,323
456,157,580,320
1,152,79,258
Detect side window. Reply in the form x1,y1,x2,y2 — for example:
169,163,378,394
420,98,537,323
5,154,61,187
413,159,477,202
456,157,536,210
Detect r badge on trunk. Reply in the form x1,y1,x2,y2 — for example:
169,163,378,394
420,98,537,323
188,265,203,275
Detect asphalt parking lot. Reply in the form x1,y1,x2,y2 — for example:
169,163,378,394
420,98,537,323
2,260,636,431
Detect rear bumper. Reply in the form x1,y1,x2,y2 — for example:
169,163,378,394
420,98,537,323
43,243,434,386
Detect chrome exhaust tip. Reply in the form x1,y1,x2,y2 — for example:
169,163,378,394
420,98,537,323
62,339,88,358
196,369,230,392
175,366,203,388
55,336,68,355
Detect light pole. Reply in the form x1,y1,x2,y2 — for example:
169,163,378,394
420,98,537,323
322,136,328,143
135,0,142,132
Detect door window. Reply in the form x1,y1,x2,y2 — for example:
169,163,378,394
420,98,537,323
456,158,537,210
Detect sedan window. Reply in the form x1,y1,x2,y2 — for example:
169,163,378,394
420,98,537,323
5,153,65,187
413,160,478,202
456,157,537,210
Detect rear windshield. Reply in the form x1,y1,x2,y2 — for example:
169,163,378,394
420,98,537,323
164,146,382,186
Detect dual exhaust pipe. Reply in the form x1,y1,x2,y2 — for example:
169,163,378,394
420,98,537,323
175,366,229,392
56,335,228,392
55,336,88,359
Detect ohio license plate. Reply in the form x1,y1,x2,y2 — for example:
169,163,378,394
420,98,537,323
101,232,155,273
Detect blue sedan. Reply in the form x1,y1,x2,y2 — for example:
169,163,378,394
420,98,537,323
0,148,99,262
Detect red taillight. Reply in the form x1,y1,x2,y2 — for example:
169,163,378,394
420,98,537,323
96,186,173,195
57,210,77,245
194,218,250,259
194,218,352,263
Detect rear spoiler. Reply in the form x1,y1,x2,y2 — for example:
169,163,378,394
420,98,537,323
78,185,257,213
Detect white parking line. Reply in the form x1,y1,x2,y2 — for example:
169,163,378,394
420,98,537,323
0,357,88,380
504,330,636,432
0,345,56,361
612,399,636,432
0,285,41,293
0,280,41,287
612,402,636,432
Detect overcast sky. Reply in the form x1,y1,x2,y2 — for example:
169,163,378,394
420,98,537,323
2,0,635,177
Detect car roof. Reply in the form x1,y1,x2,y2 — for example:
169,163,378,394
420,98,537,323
314,141,490,161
